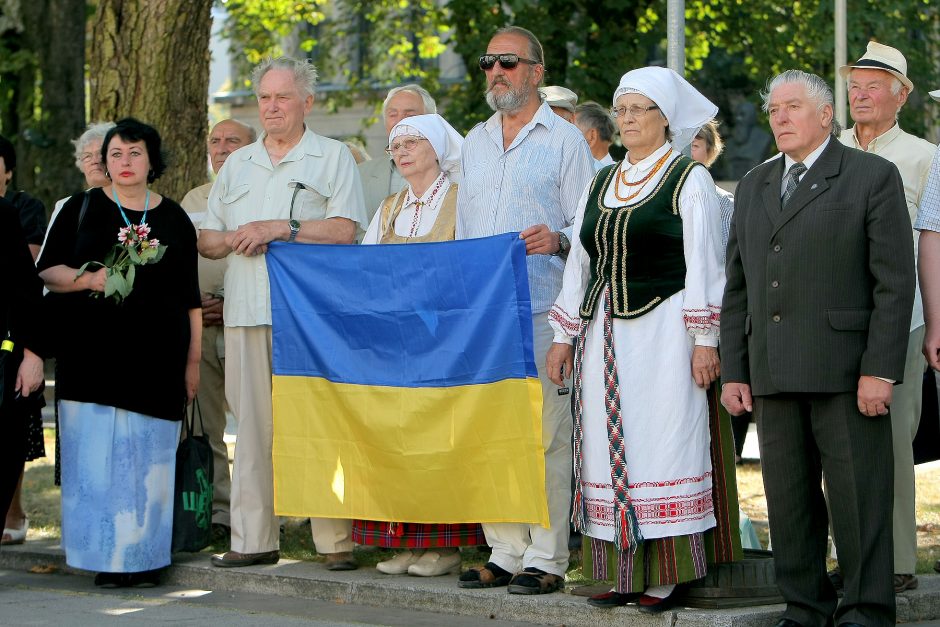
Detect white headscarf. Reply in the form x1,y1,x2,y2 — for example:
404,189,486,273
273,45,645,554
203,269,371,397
613,67,718,151
389,113,464,183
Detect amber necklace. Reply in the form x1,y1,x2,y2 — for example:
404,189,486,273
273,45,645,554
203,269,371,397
614,151,671,203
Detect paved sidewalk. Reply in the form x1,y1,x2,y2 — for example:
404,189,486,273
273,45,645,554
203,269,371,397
2,541,938,626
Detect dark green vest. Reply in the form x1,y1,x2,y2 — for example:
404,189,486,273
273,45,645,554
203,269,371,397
579,154,702,320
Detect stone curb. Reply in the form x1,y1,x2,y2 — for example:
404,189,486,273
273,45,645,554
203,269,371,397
2,541,937,626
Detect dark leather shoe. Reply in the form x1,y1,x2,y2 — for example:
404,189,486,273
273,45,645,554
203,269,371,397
827,567,843,591
210,550,279,568
94,572,124,588
324,551,358,571
894,573,918,593
586,590,642,607
636,591,681,614
775,620,805,627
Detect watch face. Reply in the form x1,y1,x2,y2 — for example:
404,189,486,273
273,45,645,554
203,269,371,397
289,219,301,231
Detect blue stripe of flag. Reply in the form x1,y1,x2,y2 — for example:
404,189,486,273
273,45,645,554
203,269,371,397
267,233,537,387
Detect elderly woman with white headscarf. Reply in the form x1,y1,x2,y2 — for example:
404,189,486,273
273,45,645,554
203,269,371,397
354,113,486,577
361,113,464,245
546,67,740,611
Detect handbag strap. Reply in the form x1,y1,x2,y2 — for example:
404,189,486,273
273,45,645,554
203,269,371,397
76,191,90,235
184,396,206,437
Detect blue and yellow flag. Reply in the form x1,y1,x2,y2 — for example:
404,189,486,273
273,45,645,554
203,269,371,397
267,233,548,526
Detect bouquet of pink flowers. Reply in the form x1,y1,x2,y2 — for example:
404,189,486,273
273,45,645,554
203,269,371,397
76,223,167,304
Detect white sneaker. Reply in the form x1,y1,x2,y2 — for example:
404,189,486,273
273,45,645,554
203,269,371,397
407,550,462,577
376,550,424,575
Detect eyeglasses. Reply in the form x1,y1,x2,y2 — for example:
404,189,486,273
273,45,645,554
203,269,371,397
478,54,539,71
79,152,101,164
384,137,427,155
610,104,660,119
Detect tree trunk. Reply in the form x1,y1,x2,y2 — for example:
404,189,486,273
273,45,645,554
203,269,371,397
89,0,212,202
0,0,86,214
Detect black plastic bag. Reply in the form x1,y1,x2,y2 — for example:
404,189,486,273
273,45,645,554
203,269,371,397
172,398,214,552
915,370,940,465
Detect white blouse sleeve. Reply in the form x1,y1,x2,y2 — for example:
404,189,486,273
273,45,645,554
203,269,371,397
678,165,725,347
548,184,593,344
360,205,383,245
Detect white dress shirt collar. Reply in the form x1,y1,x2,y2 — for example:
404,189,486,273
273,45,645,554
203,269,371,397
783,135,831,175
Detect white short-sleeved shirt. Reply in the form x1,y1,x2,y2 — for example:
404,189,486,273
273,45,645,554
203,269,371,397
202,128,368,327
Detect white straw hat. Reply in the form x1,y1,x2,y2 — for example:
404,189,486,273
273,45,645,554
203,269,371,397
838,41,913,93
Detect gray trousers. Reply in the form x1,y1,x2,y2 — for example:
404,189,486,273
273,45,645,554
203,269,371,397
756,391,895,627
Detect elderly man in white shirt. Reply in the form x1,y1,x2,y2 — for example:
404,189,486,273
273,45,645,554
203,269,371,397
836,41,936,594
198,57,368,570
456,25,595,596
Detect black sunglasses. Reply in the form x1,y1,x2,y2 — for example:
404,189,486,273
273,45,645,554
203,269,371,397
478,54,539,71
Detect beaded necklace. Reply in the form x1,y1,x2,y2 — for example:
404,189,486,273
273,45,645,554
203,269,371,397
613,151,671,203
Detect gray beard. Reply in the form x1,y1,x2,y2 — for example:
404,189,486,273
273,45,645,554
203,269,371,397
485,84,531,113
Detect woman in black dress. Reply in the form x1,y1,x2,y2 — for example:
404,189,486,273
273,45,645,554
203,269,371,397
38,118,201,587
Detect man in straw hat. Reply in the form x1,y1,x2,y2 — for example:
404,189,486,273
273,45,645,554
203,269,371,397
539,85,578,122
836,41,937,595
913,88,940,578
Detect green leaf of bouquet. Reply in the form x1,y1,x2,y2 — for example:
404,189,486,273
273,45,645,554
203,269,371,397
105,272,128,300
138,246,156,262
75,260,103,278
125,264,136,292
127,245,142,264
105,243,123,266
150,244,168,264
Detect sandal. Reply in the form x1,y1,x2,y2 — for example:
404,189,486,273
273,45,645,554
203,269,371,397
1,517,28,546
507,567,564,595
457,562,513,589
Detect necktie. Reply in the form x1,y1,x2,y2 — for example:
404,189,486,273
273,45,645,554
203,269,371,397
781,162,806,209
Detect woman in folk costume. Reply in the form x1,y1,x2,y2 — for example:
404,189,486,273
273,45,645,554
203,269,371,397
355,113,486,576
360,113,463,245
546,67,741,611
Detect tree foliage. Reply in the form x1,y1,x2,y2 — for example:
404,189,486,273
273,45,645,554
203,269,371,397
220,0,449,124
0,0,87,212
222,0,940,140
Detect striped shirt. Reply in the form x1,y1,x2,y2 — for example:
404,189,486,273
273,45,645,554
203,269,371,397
456,102,595,313
914,147,940,233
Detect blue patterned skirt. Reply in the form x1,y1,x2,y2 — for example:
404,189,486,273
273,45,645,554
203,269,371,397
59,400,181,573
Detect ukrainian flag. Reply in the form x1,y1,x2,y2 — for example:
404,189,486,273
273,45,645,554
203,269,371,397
267,233,548,526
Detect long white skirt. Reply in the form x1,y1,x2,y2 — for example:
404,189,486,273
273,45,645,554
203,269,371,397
59,400,181,573
579,290,715,541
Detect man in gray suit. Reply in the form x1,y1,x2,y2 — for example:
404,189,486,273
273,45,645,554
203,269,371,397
721,70,914,627
358,84,436,220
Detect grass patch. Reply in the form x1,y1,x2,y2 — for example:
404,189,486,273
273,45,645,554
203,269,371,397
20,431,940,575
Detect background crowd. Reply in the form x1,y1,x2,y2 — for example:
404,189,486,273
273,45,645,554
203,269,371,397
1,25,939,627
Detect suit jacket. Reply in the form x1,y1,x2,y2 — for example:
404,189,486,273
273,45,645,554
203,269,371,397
721,138,914,395
358,156,406,224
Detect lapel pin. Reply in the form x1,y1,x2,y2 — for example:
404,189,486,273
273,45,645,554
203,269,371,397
811,184,818,190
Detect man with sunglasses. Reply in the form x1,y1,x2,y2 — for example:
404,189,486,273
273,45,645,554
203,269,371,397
456,25,594,596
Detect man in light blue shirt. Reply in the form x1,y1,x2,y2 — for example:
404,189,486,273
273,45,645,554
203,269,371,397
456,25,595,595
